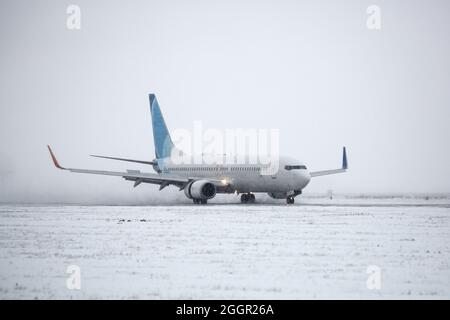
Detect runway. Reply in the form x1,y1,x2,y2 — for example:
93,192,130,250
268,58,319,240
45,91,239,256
0,198,449,299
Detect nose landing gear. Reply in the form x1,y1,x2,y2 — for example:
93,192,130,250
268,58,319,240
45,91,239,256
193,198,208,204
286,190,301,204
240,193,255,204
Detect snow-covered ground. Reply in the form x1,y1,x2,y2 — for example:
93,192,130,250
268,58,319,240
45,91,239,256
0,198,449,299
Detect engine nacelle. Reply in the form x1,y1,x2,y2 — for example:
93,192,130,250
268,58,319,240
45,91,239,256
184,180,216,200
268,192,287,199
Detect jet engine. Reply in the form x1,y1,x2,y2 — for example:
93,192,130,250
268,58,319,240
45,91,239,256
268,192,287,199
184,180,216,200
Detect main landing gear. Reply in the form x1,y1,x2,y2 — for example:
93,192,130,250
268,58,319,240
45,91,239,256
240,193,255,204
286,197,295,204
193,198,208,204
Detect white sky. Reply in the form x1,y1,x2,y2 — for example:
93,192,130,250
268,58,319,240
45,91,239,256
1,0,449,203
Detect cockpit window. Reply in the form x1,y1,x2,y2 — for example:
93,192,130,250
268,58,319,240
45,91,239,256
285,165,307,170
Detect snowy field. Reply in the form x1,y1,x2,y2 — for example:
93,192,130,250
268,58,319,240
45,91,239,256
0,197,449,299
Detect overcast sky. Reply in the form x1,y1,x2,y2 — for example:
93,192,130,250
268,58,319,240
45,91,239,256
1,0,449,203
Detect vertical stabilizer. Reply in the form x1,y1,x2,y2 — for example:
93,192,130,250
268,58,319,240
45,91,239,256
149,94,174,159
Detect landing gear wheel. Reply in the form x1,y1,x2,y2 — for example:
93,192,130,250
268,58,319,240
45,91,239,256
241,193,255,204
286,197,295,204
193,198,207,204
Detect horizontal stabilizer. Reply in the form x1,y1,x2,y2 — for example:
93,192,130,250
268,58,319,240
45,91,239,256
90,155,156,166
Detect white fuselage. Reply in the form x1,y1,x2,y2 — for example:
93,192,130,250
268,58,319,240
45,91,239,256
157,155,311,195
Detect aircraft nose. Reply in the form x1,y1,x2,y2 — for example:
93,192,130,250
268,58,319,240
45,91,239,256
297,170,311,189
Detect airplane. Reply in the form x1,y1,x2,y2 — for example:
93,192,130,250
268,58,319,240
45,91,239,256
47,94,348,204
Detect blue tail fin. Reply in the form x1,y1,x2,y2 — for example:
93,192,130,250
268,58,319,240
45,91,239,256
149,94,174,159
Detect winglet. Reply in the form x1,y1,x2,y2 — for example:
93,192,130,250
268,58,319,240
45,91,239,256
47,145,65,170
342,146,348,170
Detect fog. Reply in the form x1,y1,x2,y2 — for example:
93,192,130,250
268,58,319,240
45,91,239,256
1,0,449,203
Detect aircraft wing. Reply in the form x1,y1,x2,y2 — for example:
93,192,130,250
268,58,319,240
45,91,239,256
310,168,347,177
47,146,194,190
310,147,348,178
